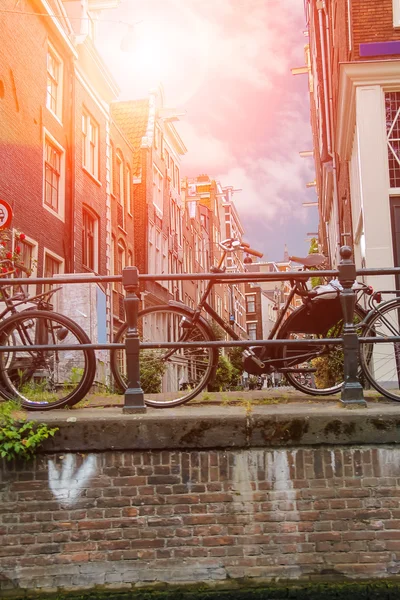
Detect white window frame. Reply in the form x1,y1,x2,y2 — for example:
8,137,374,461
43,129,65,222
43,247,64,292
117,240,126,293
247,322,257,341
82,110,99,180
82,207,99,273
116,151,125,229
46,41,63,122
394,0,400,27
152,164,163,216
148,222,155,273
246,294,256,313
12,231,38,297
126,164,132,216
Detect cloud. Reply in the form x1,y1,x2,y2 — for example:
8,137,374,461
179,121,234,173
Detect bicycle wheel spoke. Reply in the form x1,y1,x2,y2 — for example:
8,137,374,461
111,306,217,407
0,310,96,409
361,300,400,400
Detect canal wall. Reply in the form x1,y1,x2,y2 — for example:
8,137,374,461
2,403,400,597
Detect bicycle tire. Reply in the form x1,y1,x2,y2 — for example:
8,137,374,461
0,309,96,410
279,305,366,396
110,305,218,408
360,299,400,402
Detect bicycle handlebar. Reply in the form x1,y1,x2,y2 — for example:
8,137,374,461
219,238,263,258
245,247,264,258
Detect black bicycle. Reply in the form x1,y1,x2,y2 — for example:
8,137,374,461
109,239,368,407
0,260,96,410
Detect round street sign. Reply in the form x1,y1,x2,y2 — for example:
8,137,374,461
0,199,13,230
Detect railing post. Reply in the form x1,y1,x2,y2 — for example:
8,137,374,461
122,266,146,413
338,246,367,408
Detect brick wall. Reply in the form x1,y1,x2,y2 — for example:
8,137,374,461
2,446,400,594
0,0,73,275
352,0,400,59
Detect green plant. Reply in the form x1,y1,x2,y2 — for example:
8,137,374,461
208,353,233,392
0,400,58,461
140,350,167,394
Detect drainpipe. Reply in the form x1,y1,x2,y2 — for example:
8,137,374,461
317,0,341,264
70,62,76,273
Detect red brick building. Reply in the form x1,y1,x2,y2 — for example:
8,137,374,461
304,0,400,291
111,89,187,311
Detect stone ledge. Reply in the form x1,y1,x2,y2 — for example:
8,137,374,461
28,402,400,453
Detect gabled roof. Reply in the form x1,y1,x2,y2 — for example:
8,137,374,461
111,99,151,178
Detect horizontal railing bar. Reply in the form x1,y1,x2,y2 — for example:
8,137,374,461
2,266,400,288
0,275,122,285
357,268,400,276
134,270,339,282
0,343,125,352
0,336,398,353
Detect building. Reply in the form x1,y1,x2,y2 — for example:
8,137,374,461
111,89,187,314
302,0,400,292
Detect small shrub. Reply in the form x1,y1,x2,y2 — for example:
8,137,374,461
0,400,58,461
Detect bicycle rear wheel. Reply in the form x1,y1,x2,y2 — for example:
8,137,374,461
111,305,218,408
360,299,400,401
279,306,366,396
0,310,96,410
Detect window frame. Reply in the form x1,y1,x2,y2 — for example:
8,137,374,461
394,0,400,27
246,322,257,341
126,164,132,216
82,110,99,180
82,206,99,273
46,41,63,122
12,231,38,296
43,247,64,293
152,164,164,216
115,151,125,229
43,130,65,221
246,295,256,313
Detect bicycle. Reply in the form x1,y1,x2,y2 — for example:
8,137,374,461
111,238,379,408
0,260,96,410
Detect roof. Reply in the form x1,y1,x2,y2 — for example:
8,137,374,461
111,99,151,177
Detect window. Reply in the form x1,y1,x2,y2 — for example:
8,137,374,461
175,165,180,193
115,152,124,228
44,135,65,219
153,165,163,214
155,229,161,273
109,143,114,195
82,208,98,272
46,44,63,120
246,295,256,313
386,92,400,188
148,222,155,273
117,241,126,293
82,111,99,179
44,250,63,293
14,234,38,295
247,322,257,341
154,124,162,150
126,165,132,215
394,0,400,27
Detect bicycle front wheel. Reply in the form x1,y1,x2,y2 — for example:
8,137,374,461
360,299,400,401
0,310,96,410
111,305,218,408
280,306,366,396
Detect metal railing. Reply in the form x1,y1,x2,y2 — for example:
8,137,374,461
1,245,400,412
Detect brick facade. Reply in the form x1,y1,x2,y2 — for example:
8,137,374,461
0,0,74,274
2,445,400,593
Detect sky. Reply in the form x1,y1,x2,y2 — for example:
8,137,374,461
97,0,318,262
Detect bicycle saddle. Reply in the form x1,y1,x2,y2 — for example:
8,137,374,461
289,254,327,268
